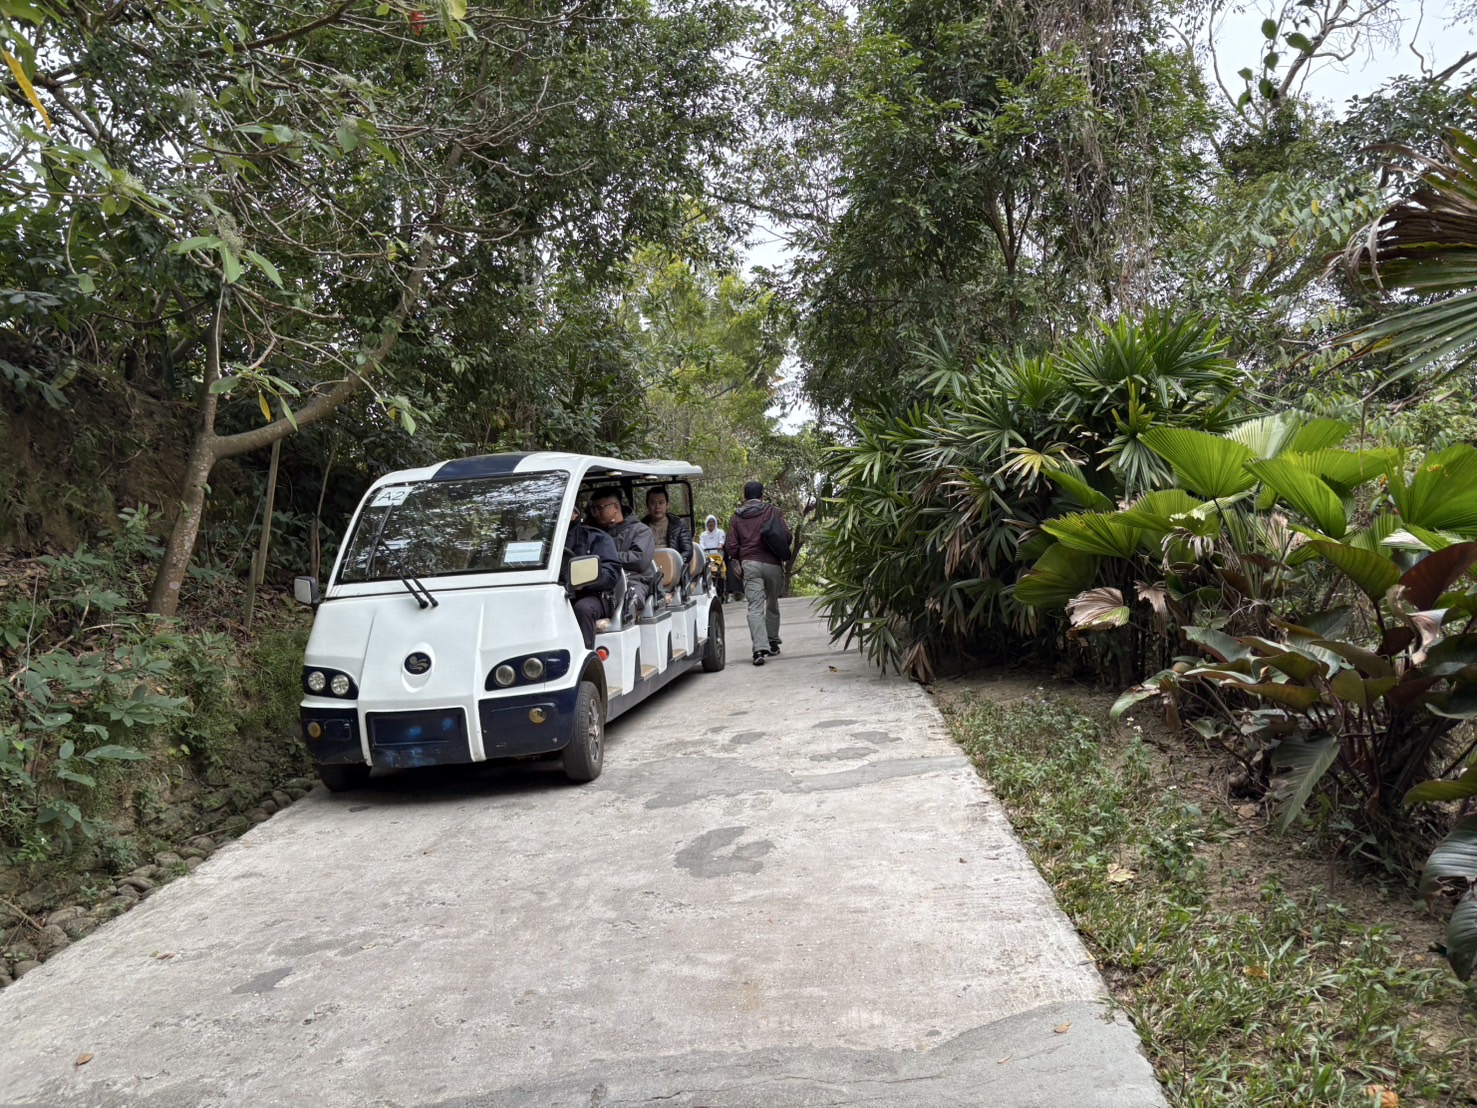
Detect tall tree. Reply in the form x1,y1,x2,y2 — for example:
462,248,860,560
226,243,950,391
1,0,746,615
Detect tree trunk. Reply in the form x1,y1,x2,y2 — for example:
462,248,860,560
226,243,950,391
147,432,218,616
145,145,463,617
243,436,282,628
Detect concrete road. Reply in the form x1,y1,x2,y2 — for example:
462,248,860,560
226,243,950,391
0,599,1165,1107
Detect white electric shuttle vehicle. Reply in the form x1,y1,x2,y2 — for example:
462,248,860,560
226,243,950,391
293,453,727,791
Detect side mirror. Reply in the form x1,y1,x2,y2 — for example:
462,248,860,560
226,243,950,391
293,576,322,608
568,555,599,588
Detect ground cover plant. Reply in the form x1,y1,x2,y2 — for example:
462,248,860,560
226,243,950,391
945,686,1477,1106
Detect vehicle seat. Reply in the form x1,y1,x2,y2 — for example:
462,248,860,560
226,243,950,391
653,548,681,606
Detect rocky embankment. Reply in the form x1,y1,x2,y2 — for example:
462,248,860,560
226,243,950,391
0,775,318,987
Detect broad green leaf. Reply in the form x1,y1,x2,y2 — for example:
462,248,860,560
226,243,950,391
1245,457,1348,537
1328,669,1396,708
1042,468,1113,511
1390,445,1477,531
1245,682,1323,711
82,744,149,762
1184,624,1253,663
1014,543,1099,609
1406,766,1477,805
1430,684,1477,720
242,249,282,288
1447,895,1477,980
1116,489,1207,534
1262,650,1324,682
1421,814,1477,901
219,241,243,284
1284,447,1396,489
1042,512,1142,559
1424,633,1477,677
1141,427,1255,499
1110,679,1170,721
1309,540,1401,599
1271,733,1339,830
1311,639,1394,679
169,235,222,254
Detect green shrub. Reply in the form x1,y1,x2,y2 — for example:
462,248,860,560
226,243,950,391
816,312,1242,679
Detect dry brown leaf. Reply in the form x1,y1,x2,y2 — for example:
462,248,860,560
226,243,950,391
996,1055,1012,1065
1363,1086,1399,1108
1236,804,1258,819
75,1053,93,1067
1244,965,1269,980
1054,1022,1071,1034
1106,863,1136,884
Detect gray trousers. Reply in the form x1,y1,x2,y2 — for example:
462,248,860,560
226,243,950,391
742,560,784,652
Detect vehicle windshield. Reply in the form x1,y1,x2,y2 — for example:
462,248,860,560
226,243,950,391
336,472,568,584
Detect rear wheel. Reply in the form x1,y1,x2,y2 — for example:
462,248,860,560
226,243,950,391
562,680,604,783
318,763,371,792
702,604,727,672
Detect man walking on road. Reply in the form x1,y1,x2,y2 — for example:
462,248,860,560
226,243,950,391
724,480,792,666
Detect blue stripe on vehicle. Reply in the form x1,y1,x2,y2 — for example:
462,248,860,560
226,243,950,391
431,453,533,481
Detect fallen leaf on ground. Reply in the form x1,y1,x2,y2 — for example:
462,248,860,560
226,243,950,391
1236,804,1258,819
1106,863,1136,884
996,1055,1012,1065
1054,1023,1071,1034
1363,1086,1399,1107
75,1054,93,1067
1244,965,1268,979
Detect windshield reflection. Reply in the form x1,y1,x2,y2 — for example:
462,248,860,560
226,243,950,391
337,472,568,584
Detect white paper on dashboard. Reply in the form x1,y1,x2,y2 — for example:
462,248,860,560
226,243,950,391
503,541,544,565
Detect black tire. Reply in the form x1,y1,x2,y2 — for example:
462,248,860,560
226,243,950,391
319,762,371,792
562,680,605,783
702,603,727,672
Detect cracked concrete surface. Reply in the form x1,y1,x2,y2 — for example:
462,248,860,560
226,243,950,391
0,599,1165,1107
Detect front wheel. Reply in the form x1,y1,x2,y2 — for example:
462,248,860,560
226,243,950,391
702,604,726,672
318,762,371,792
562,681,605,783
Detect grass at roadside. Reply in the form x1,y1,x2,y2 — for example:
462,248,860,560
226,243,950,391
946,692,1477,1107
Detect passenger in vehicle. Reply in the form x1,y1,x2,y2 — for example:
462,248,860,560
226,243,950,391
586,487,660,615
562,506,622,649
642,486,693,566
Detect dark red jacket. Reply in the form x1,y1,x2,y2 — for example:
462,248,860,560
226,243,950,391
724,500,791,567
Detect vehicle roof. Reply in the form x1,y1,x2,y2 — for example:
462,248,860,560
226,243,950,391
365,452,703,491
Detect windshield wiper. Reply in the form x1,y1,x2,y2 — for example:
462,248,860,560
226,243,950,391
373,534,439,609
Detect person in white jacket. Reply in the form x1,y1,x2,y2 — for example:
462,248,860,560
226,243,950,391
698,514,726,554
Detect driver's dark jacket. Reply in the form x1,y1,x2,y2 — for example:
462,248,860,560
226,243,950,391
563,523,622,598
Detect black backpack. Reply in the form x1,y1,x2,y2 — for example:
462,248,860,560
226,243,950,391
759,509,791,563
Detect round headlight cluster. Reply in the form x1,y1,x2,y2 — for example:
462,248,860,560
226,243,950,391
306,670,327,694
330,674,352,697
521,657,545,681
494,664,516,687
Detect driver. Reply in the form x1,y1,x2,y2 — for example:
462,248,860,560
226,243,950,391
563,506,622,649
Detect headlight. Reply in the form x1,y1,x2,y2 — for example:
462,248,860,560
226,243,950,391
307,670,327,694
494,664,516,687
330,674,352,697
521,657,545,681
